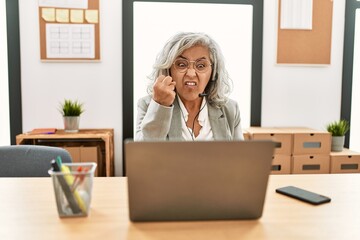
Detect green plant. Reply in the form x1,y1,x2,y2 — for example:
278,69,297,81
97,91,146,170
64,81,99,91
326,119,350,136
59,99,84,116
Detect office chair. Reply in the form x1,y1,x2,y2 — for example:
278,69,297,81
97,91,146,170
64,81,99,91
0,145,72,177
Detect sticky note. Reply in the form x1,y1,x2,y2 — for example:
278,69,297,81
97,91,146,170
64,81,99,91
42,8,55,22
85,9,98,23
56,9,69,23
70,9,84,23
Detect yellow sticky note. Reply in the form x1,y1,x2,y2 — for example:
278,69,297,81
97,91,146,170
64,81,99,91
70,9,84,23
56,9,69,23
85,10,98,23
42,8,55,22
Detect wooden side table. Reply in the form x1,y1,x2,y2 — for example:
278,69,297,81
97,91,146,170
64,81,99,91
16,129,114,177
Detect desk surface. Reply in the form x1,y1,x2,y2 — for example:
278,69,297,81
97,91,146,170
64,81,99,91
1,174,359,240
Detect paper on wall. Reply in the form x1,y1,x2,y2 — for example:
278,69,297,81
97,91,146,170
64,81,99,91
85,10,98,23
46,23,95,59
39,0,88,9
42,8,55,22
280,0,313,30
71,9,84,23
56,9,69,23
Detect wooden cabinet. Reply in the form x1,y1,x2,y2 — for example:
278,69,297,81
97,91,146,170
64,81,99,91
16,129,114,176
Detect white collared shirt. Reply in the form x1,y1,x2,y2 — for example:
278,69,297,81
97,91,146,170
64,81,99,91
177,96,214,141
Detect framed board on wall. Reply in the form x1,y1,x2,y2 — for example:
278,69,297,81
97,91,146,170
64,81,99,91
277,0,333,64
38,0,100,61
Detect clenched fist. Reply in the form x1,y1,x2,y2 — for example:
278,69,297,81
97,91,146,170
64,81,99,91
152,75,176,107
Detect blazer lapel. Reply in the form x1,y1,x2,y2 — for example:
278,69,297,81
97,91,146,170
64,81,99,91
208,105,230,140
168,98,182,140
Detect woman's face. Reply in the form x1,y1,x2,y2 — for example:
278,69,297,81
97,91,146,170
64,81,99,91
170,45,212,105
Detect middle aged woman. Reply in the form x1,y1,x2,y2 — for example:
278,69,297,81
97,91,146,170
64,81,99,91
135,32,244,141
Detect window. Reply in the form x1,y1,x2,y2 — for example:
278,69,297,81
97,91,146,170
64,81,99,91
123,0,264,141
342,0,360,151
0,0,10,145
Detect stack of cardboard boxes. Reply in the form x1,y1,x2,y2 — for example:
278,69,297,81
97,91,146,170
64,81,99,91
246,127,360,174
246,127,359,174
287,127,331,174
246,127,293,174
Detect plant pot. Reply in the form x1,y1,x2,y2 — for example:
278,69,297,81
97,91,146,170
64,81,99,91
63,116,80,133
331,136,345,152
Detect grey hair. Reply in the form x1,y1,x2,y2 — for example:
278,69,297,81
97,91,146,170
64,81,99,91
147,32,233,108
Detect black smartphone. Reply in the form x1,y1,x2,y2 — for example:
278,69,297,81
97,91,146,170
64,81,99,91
276,186,331,205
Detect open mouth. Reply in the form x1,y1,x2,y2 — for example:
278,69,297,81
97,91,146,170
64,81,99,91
185,81,197,86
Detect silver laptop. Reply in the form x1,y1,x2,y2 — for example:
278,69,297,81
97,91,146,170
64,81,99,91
125,140,275,222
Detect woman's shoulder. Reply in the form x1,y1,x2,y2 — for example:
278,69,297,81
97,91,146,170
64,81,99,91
137,95,152,106
222,98,239,109
218,98,240,118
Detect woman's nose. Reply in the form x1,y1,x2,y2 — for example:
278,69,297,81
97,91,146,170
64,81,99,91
185,67,197,77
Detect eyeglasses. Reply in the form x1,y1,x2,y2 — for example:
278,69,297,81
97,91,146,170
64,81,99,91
172,59,212,73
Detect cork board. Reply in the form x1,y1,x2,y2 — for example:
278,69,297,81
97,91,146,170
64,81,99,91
277,0,333,64
39,0,100,61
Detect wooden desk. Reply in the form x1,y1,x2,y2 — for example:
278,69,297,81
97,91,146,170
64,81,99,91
1,174,360,239
16,129,114,176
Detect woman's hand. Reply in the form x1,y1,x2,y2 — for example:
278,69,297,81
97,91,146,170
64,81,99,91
152,75,176,107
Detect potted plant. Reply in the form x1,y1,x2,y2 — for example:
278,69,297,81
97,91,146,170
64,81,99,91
326,119,350,152
59,99,84,133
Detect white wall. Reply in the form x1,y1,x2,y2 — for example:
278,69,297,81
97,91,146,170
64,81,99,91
0,0,10,145
18,0,346,175
19,0,123,175
262,0,345,131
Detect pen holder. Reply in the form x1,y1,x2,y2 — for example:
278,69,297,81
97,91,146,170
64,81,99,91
48,162,97,218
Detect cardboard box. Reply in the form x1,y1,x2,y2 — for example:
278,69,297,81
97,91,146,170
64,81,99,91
292,154,330,174
246,127,292,155
330,149,360,173
270,154,291,174
64,146,81,162
279,127,331,155
64,146,102,176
